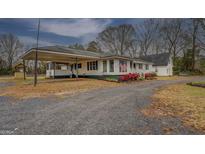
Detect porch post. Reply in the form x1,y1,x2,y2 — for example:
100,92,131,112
76,58,78,78
53,62,56,79
23,59,26,80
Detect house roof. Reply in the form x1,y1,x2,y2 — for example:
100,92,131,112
140,53,171,66
20,45,153,64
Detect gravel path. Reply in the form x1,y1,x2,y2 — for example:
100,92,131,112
0,77,204,135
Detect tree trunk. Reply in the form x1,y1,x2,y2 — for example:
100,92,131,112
191,20,198,71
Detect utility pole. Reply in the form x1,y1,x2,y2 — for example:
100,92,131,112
34,19,40,87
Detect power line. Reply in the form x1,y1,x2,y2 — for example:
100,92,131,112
34,19,40,87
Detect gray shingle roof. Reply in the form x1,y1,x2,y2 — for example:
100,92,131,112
140,53,171,66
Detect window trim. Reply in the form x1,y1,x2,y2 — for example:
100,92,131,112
145,64,149,70
103,60,107,72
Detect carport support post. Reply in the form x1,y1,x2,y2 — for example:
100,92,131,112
23,59,26,80
76,58,78,78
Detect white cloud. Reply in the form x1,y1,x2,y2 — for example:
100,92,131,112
39,19,112,38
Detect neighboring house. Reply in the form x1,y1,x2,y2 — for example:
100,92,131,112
140,53,173,76
19,46,172,78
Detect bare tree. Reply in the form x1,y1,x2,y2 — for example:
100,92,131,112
0,33,23,69
196,19,205,55
160,19,187,65
97,24,136,56
86,41,101,52
185,19,201,70
136,19,160,56
126,40,138,57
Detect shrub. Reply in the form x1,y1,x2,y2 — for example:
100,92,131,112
119,73,140,82
119,74,129,81
0,68,14,75
144,72,157,80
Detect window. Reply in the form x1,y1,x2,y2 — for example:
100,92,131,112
109,60,114,72
96,61,98,70
103,60,107,72
50,63,54,69
139,63,143,69
72,63,82,70
87,61,98,71
56,64,61,70
130,61,133,69
119,60,127,72
78,63,82,69
133,63,136,69
92,61,96,70
46,63,50,70
87,62,89,71
145,64,149,70
90,62,93,70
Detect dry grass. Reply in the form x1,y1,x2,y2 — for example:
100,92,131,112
156,76,198,81
142,84,205,133
0,76,46,85
0,78,119,99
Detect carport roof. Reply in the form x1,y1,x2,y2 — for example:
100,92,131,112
20,46,114,62
29,46,114,57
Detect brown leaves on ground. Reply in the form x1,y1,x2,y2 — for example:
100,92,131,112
156,76,200,81
162,127,176,134
142,84,205,133
0,78,119,99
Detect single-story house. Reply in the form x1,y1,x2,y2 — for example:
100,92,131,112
140,53,173,76
19,46,173,78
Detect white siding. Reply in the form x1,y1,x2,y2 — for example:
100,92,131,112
46,59,158,77
46,70,71,78
153,56,173,76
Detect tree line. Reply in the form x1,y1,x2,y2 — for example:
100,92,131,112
70,19,205,74
1,18,205,75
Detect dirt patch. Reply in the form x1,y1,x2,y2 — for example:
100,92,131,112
141,84,205,133
0,78,120,99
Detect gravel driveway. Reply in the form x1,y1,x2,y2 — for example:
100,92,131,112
0,77,204,135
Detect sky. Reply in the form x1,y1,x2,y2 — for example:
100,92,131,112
0,18,144,49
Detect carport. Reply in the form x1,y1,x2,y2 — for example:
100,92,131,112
20,46,100,85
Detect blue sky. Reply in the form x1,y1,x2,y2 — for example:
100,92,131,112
0,18,144,48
